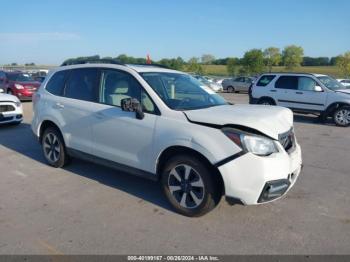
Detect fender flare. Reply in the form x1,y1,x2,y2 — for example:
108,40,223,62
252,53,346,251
324,102,350,117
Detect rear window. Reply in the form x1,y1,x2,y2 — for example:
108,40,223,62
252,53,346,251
275,76,298,90
46,70,69,96
256,75,275,86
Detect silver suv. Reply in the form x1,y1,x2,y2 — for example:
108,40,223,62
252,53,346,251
250,73,350,127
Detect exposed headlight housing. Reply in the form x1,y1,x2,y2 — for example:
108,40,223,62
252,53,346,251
222,128,278,156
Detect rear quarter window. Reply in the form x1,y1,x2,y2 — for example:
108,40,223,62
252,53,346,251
64,68,99,102
256,75,275,86
46,70,69,96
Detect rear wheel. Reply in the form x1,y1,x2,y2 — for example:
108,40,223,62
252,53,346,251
333,106,350,127
227,86,234,93
161,155,221,217
258,98,275,105
42,127,70,167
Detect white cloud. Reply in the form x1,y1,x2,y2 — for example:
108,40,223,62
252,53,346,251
0,32,81,42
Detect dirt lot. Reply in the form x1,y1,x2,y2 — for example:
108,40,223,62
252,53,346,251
0,93,349,255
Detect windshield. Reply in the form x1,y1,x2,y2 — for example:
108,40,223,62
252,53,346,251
140,72,227,110
317,76,347,90
7,73,34,82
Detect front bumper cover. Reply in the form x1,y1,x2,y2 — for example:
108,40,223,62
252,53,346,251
218,143,302,205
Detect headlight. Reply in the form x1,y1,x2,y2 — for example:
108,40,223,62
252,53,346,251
14,84,24,89
241,135,278,156
15,101,21,107
222,128,278,156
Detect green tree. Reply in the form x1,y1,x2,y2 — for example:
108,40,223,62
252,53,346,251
201,54,216,64
263,47,281,72
336,51,350,77
158,57,184,70
226,58,238,76
241,49,265,75
330,56,340,66
187,57,203,74
282,45,304,70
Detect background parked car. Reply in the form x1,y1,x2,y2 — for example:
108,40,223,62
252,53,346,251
192,75,222,92
33,76,46,83
337,79,350,87
250,73,350,127
0,91,23,125
214,77,227,86
0,71,40,101
222,76,255,93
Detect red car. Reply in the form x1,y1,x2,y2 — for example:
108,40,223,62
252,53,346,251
0,71,41,101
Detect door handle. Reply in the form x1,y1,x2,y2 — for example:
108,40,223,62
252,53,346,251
270,90,277,92
53,103,64,109
296,92,303,94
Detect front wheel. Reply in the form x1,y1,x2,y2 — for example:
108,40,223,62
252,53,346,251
258,98,275,105
161,155,221,217
333,106,350,127
42,127,70,167
227,86,234,93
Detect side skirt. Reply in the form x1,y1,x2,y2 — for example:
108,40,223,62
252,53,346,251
66,148,159,181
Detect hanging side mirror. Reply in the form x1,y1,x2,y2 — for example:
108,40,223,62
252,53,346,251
314,85,323,92
121,98,145,120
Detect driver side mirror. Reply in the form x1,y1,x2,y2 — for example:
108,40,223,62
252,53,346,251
314,85,323,92
121,98,145,120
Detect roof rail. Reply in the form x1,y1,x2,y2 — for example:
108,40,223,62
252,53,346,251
263,72,316,75
127,63,171,69
61,58,125,66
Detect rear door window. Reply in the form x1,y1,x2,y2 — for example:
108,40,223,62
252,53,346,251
64,68,99,102
275,76,298,89
256,75,275,86
45,70,69,96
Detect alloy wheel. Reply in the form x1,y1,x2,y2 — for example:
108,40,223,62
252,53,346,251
43,133,61,163
167,164,205,209
335,109,350,126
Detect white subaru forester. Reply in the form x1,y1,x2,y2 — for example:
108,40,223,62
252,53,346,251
32,61,302,216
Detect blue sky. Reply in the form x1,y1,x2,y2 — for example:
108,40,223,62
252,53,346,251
1,0,349,65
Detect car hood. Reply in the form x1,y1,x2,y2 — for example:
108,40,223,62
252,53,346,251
0,93,20,102
336,89,350,95
184,104,293,140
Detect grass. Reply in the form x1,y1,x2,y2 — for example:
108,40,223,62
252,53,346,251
197,65,343,78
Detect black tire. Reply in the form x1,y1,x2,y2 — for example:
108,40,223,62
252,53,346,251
42,127,70,168
333,106,350,127
258,97,275,105
161,155,221,217
227,86,234,93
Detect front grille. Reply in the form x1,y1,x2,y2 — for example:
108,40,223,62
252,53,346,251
278,128,295,153
0,105,15,113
